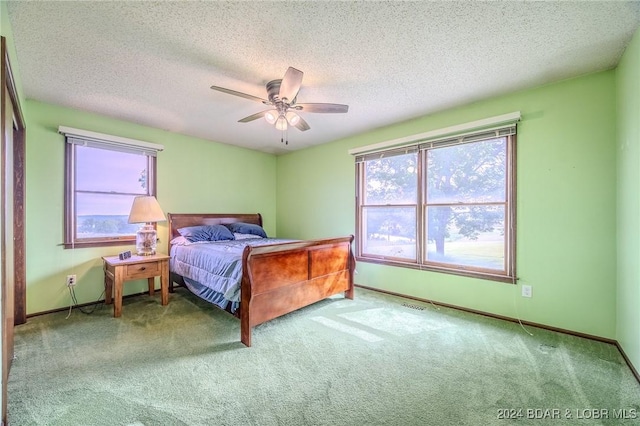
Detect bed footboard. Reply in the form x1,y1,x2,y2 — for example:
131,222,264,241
240,235,355,347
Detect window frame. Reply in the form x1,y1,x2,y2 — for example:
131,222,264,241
356,149,420,263
63,141,158,249
355,132,516,284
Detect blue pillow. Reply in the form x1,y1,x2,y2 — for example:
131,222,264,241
224,222,267,238
177,224,234,242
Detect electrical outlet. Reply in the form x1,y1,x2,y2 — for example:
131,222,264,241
66,274,76,287
521,284,532,298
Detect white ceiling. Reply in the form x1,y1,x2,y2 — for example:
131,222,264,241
6,1,640,155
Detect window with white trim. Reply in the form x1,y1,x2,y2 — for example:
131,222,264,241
61,127,163,248
354,120,517,283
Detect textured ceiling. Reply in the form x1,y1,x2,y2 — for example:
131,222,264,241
6,1,640,155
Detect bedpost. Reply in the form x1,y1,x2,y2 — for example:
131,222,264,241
345,235,355,300
240,246,253,347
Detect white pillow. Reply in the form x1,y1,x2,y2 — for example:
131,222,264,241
234,233,262,240
170,236,191,245
170,236,212,246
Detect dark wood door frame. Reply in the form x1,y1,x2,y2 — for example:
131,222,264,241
1,38,26,326
1,36,26,426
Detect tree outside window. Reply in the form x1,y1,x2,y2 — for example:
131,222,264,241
356,133,515,283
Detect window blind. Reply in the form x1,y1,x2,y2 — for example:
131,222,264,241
354,146,419,163
351,111,520,161
418,125,516,150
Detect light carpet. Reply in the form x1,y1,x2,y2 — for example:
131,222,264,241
8,287,640,425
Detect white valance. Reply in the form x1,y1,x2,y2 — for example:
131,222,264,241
58,126,164,157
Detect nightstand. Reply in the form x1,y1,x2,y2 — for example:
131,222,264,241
102,254,170,317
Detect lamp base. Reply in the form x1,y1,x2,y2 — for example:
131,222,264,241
136,224,157,256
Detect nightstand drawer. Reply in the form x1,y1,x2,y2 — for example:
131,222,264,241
125,261,160,279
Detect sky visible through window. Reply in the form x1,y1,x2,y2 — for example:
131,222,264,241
75,146,147,216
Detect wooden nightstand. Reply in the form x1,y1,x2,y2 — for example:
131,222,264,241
102,254,170,317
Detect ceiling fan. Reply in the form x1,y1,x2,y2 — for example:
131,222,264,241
210,67,348,141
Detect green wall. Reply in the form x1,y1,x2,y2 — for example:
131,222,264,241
616,28,640,374
25,100,277,314
277,71,618,340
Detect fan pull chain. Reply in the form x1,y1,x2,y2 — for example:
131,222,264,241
280,128,288,145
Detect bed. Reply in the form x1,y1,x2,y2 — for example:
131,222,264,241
167,213,355,347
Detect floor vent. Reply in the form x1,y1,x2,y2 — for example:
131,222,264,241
402,303,425,311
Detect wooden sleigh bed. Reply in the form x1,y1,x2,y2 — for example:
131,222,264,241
167,213,355,347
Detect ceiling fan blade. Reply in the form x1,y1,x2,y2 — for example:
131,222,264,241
296,103,349,113
238,110,271,123
279,67,303,102
210,86,267,103
294,116,310,131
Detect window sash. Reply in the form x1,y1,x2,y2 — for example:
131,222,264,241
362,151,418,205
359,205,418,262
423,203,507,273
64,139,157,248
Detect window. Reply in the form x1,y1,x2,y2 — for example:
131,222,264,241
360,150,418,262
355,120,516,283
62,127,162,248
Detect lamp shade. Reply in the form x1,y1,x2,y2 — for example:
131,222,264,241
275,115,288,131
128,196,166,224
264,110,278,124
285,111,300,126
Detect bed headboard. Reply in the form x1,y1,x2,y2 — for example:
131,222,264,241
167,213,263,250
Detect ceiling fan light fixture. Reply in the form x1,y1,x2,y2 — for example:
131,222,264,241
285,111,301,126
264,110,278,124
275,115,288,131
211,66,349,138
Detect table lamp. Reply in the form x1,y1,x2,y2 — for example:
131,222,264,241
127,195,166,256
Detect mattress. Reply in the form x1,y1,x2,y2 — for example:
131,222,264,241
170,238,292,312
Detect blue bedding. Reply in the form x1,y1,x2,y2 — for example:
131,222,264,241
170,238,292,312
